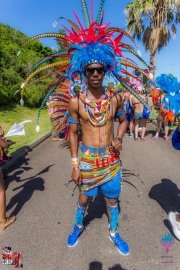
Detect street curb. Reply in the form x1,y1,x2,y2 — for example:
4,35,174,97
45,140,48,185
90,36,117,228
1,131,52,171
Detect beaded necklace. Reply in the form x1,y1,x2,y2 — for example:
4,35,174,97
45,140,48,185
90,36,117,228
79,88,111,127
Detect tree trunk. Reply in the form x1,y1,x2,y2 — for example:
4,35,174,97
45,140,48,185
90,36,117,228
149,50,157,77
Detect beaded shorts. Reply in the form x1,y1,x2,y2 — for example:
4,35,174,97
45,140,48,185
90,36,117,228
79,144,122,193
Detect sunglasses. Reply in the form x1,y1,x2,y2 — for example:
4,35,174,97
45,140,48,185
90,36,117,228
85,67,106,74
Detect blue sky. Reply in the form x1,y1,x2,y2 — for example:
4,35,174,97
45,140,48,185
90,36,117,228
1,0,180,80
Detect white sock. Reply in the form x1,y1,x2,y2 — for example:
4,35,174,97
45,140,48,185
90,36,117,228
110,231,116,236
155,132,159,137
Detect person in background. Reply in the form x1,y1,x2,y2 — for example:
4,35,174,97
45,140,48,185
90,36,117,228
128,94,134,138
152,92,170,140
0,137,16,231
153,74,180,141
120,89,131,132
0,126,13,165
130,86,147,141
168,114,180,239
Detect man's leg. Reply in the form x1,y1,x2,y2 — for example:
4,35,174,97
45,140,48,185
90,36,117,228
74,193,91,226
104,197,119,232
67,190,95,247
101,172,130,255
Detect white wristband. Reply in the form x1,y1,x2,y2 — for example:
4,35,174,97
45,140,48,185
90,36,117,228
71,157,78,161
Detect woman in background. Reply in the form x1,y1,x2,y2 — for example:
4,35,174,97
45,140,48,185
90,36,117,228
0,137,16,230
130,86,148,141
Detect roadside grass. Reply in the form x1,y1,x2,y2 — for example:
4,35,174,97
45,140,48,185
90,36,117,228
0,103,51,155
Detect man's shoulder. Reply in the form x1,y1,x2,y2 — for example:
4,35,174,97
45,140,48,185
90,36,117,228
69,96,79,109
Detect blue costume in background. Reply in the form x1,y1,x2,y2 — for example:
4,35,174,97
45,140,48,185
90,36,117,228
156,74,180,116
172,128,180,150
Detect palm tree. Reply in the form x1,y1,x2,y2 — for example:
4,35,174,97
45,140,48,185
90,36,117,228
124,0,180,76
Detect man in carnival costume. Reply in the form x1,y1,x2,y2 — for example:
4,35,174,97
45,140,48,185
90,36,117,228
18,0,152,255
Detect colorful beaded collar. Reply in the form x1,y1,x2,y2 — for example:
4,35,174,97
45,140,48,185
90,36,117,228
79,89,112,127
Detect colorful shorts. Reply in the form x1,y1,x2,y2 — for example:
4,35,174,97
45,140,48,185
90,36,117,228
79,144,122,196
134,111,143,120
83,170,122,198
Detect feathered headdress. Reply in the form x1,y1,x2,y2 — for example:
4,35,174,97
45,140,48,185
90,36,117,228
17,0,155,132
156,74,180,116
156,74,180,94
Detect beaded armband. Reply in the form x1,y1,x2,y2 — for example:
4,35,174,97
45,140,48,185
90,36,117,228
68,117,79,124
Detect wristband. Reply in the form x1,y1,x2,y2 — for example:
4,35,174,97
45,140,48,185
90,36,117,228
73,167,79,170
115,137,122,143
72,158,79,168
71,157,78,161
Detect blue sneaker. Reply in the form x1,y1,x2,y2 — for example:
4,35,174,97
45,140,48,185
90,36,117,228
109,232,130,255
67,225,84,247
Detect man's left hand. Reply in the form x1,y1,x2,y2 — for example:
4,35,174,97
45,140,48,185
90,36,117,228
111,139,122,152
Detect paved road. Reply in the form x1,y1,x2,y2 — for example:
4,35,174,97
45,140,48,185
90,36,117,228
1,122,180,270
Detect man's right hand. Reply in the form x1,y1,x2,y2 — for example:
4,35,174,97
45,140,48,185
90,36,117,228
71,168,81,186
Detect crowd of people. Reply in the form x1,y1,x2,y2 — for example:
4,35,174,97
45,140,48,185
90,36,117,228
120,82,148,142
120,76,180,142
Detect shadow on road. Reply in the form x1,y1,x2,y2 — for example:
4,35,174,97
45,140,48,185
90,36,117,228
149,178,180,214
4,159,54,191
89,261,127,270
149,178,180,238
83,191,107,228
6,177,45,216
5,161,54,216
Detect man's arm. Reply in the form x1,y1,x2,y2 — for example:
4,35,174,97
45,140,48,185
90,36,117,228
112,94,127,152
68,97,79,158
68,97,82,186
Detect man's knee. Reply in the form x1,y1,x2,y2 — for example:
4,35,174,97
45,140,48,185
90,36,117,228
79,192,92,206
105,197,117,206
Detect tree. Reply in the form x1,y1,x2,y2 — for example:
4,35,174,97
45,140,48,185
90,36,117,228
124,0,180,76
0,24,55,106
56,29,69,52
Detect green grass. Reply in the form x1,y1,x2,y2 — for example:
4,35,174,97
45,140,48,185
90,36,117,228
0,104,51,155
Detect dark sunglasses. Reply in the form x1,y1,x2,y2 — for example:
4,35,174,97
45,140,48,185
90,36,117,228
85,67,106,74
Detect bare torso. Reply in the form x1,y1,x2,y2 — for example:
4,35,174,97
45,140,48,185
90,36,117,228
78,94,119,148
